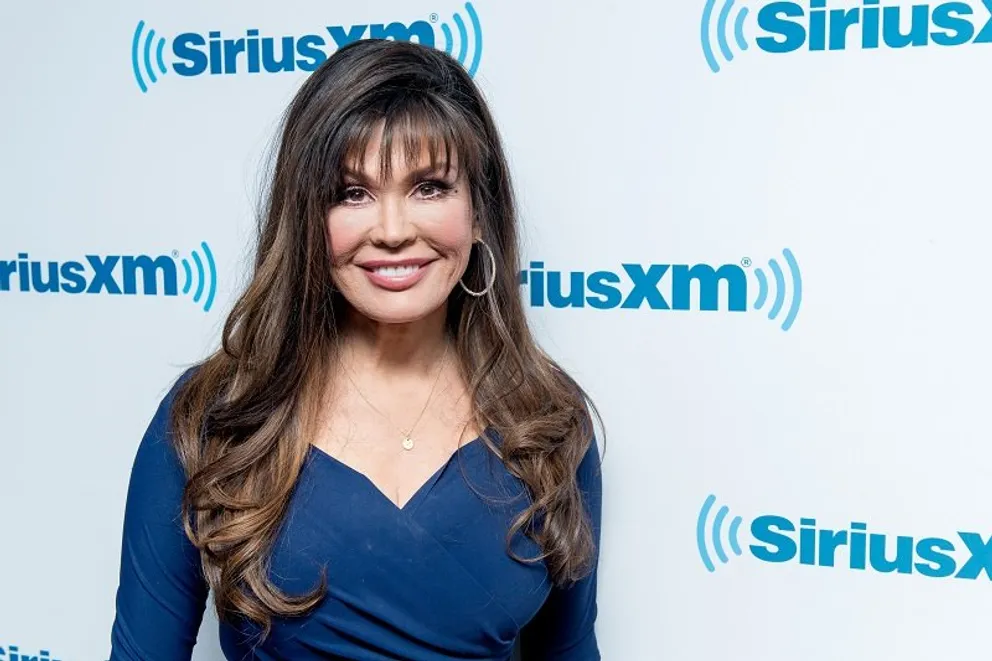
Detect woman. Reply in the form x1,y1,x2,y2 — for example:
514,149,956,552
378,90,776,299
110,38,603,661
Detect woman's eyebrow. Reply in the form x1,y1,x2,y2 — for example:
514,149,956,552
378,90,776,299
341,163,456,185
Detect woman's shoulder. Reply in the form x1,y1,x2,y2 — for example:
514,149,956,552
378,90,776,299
150,364,201,434
129,365,202,485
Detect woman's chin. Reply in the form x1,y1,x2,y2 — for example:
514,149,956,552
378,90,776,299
349,298,448,326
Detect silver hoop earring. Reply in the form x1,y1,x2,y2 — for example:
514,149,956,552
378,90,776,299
459,239,497,297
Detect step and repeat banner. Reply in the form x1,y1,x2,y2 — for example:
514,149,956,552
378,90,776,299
2,0,990,659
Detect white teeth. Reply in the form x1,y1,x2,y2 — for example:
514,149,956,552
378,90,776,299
373,265,419,278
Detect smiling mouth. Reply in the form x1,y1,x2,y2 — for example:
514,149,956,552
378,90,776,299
367,264,423,278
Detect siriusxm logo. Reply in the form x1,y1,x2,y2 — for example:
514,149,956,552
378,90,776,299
697,494,992,580
0,242,217,312
519,248,802,331
131,2,483,92
0,644,60,661
702,0,992,72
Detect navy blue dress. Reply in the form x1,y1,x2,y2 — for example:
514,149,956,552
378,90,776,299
109,373,602,660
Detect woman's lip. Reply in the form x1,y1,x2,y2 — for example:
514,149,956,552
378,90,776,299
362,261,432,291
358,257,435,269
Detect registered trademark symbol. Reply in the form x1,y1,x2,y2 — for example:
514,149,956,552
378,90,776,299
429,13,439,22
741,257,752,268
172,250,179,258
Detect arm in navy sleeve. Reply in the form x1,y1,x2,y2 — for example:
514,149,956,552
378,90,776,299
519,435,603,661
110,370,208,661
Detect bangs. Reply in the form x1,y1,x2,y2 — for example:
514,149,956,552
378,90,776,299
334,95,483,190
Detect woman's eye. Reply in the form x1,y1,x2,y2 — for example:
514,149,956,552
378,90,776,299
337,182,450,206
417,181,450,199
341,187,369,204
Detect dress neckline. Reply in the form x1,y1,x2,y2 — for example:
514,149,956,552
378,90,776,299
307,431,490,514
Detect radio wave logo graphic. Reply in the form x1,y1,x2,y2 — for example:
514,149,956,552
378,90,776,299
697,494,744,572
436,2,483,78
178,242,217,312
701,0,750,73
749,248,802,332
131,20,168,93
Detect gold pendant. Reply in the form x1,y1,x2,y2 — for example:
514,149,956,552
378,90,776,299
402,437,415,451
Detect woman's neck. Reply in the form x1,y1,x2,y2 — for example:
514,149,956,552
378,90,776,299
338,304,452,379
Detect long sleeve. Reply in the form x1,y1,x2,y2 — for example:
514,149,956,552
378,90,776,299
109,370,208,661
519,435,603,661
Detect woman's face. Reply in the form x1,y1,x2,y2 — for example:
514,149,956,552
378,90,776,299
326,128,477,326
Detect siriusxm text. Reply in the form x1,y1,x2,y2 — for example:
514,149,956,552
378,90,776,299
751,515,992,579
0,645,60,661
518,261,747,310
172,23,434,76
0,253,178,295
756,0,992,52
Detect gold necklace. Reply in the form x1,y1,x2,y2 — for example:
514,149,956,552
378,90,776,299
344,343,450,451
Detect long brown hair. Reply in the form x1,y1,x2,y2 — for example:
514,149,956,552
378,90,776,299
170,38,603,636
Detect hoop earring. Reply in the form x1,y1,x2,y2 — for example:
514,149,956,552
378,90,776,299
459,239,496,297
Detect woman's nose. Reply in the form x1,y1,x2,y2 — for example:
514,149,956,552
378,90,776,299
372,197,416,246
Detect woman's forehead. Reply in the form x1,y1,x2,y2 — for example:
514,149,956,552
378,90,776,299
342,127,460,184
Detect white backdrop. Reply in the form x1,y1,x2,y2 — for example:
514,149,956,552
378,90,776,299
2,0,991,659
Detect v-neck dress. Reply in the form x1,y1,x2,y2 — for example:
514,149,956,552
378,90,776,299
109,372,603,661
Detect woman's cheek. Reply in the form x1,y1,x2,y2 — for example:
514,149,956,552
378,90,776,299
425,211,475,252
326,220,365,265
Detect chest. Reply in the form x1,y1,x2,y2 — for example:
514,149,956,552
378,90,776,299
225,440,551,659
314,382,480,511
